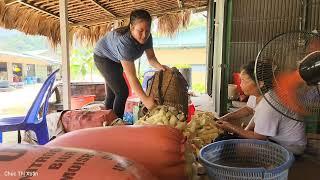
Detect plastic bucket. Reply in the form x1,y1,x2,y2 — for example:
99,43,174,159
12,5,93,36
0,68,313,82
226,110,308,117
26,76,33,84
233,73,244,95
71,95,96,109
187,103,195,123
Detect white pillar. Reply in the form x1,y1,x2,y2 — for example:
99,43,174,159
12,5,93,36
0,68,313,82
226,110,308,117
7,62,13,83
22,63,28,79
59,0,71,109
212,0,226,115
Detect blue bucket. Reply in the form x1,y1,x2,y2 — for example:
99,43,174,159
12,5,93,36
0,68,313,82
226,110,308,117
199,139,294,180
26,76,33,84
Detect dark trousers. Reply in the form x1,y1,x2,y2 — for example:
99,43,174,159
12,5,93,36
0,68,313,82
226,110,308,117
94,54,129,118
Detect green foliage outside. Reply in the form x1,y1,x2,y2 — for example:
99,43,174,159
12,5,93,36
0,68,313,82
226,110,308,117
70,48,98,81
0,31,48,52
192,83,206,94
170,64,192,69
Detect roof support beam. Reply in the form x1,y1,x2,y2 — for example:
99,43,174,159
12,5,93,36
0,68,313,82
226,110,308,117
59,0,71,110
91,0,117,17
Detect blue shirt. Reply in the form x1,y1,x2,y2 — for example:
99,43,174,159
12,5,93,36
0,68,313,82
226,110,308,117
94,30,153,63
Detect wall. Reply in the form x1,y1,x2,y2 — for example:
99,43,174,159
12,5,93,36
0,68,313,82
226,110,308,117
228,0,320,82
0,54,50,82
35,65,49,82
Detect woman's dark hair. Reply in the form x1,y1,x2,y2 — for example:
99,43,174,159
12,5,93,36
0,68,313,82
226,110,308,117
241,60,273,93
115,9,152,35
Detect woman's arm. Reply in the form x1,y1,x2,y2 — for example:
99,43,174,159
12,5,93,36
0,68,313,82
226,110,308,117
145,48,167,71
120,60,155,109
219,106,254,122
216,121,267,140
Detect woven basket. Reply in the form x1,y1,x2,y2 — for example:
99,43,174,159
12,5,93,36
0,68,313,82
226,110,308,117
200,139,294,180
146,67,189,115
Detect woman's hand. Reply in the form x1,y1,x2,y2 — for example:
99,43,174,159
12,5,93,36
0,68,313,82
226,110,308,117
216,120,236,133
157,65,170,71
142,96,156,110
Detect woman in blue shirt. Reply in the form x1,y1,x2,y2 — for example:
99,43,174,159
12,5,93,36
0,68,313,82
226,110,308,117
94,9,167,118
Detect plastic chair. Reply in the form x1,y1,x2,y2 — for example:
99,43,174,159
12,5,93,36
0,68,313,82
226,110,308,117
0,69,59,145
142,69,156,91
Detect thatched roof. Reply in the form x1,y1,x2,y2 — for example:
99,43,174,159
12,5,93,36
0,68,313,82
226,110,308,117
0,0,207,47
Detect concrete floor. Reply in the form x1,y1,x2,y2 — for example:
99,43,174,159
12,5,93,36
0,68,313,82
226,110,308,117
289,155,320,180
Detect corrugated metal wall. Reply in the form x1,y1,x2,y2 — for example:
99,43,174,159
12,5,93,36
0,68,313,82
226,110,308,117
307,0,320,31
228,0,320,82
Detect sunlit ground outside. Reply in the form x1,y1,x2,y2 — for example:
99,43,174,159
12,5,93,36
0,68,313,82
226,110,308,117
0,84,41,144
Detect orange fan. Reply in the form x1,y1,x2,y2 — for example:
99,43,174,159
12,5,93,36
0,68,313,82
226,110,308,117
274,70,308,115
254,31,320,121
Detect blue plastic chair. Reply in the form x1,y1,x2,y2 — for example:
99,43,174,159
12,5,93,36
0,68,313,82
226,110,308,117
142,69,156,91
0,69,59,145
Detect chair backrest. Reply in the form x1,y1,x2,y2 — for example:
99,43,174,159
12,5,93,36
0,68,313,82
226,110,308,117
142,70,156,91
25,69,59,124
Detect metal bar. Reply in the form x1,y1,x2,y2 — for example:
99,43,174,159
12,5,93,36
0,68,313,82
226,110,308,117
206,0,214,96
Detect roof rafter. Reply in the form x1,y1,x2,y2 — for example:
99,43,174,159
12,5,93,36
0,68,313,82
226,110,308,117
90,0,117,17
4,0,18,5
6,0,77,24
72,16,126,27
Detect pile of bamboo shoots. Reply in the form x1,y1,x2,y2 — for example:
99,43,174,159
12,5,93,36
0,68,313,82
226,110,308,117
134,106,223,156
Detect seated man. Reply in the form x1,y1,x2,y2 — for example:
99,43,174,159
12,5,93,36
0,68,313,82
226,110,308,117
216,60,307,156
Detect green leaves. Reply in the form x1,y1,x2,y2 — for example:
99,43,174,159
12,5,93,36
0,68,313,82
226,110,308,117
70,47,96,81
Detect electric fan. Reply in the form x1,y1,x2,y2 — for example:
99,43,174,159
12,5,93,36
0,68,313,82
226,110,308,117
254,31,320,122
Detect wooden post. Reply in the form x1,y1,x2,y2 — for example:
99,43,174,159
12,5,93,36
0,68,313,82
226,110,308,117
59,0,71,109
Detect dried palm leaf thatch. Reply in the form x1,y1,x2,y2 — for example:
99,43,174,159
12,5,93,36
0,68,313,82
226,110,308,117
1,3,20,29
157,10,191,37
0,1,4,26
0,0,198,47
158,14,181,37
181,10,191,28
74,23,113,47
